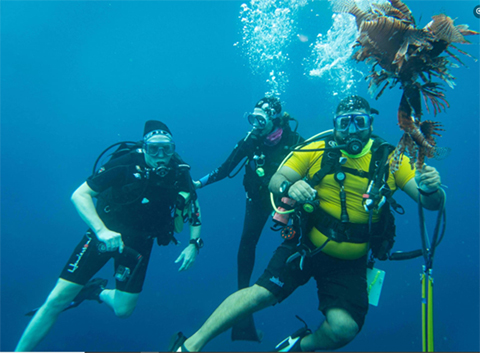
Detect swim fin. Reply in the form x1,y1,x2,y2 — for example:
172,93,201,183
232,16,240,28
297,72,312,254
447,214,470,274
168,331,188,352
231,314,263,342
274,316,312,352
25,278,108,317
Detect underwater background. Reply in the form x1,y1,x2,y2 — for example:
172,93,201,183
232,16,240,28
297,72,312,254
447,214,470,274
1,0,479,352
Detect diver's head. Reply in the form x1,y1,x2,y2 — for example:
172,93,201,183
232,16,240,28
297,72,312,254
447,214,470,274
247,96,282,137
142,120,175,169
333,95,378,155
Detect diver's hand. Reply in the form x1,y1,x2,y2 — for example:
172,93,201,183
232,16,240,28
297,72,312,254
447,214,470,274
415,164,441,194
193,180,202,189
97,228,124,253
175,244,197,271
288,180,317,202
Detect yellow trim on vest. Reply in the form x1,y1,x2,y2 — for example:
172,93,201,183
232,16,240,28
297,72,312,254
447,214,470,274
308,226,369,260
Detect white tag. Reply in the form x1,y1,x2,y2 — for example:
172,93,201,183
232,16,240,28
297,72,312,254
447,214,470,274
141,198,150,204
367,267,385,306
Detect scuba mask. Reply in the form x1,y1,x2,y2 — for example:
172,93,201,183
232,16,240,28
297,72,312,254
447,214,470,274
246,105,280,132
144,140,175,157
143,136,174,177
248,114,268,128
143,129,175,157
247,108,271,129
334,113,372,132
333,113,373,155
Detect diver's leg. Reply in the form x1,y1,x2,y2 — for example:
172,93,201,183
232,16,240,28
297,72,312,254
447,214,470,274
99,289,140,318
300,308,359,351
184,285,277,351
237,197,269,289
185,240,311,351
17,233,110,352
295,255,368,351
15,279,83,352
102,236,152,318
232,197,270,341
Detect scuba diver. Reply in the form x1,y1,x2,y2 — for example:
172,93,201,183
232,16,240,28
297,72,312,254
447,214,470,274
192,96,303,342
16,120,203,352
168,95,445,352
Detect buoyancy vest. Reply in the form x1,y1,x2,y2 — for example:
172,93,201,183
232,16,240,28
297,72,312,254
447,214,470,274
93,143,199,245
307,134,403,259
243,127,303,199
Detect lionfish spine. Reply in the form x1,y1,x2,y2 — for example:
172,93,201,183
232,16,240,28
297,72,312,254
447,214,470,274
388,0,414,24
427,14,469,43
408,126,436,152
421,91,431,114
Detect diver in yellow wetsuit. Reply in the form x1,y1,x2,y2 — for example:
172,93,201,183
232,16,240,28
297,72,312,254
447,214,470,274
168,95,444,352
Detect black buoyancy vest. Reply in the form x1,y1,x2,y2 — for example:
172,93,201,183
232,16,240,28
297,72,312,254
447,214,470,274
244,128,302,189
95,148,195,244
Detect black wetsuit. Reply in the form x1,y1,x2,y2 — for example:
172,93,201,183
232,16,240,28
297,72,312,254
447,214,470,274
60,150,194,293
198,126,303,340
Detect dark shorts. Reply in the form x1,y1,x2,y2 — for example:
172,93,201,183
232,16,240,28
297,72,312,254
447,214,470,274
256,240,369,330
60,230,154,293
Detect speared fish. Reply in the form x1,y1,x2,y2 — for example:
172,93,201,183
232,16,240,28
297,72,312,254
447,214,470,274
333,0,478,170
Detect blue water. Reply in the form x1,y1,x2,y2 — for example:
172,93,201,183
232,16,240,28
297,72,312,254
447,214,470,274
1,1,479,352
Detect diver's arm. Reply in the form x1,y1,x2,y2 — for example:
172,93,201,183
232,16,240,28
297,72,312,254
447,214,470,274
270,166,316,202
268,165,301,193
71,182,105,232
188,199,202,239
403,168,444,211
196,137,251,188
175,199,202,271
269,165,302,196
71,182,124,252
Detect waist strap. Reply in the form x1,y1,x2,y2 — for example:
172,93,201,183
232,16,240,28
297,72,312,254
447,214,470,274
314,208,381,244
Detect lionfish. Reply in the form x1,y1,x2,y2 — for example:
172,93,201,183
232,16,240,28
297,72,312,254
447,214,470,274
333,0,478,171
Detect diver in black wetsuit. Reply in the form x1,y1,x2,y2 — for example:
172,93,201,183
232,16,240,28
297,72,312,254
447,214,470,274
16,120,203,352
194,96,303,342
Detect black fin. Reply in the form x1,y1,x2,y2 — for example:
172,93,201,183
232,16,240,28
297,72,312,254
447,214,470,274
70,278,108,305
231,314,263,342
25,307,40,317
24,278,108,317
168,331,188,352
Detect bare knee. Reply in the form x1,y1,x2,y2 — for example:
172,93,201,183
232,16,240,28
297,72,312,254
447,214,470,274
43,289,77,312
112,293,138,319
327,312,359,344
114,305,136,318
